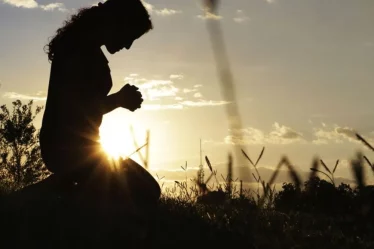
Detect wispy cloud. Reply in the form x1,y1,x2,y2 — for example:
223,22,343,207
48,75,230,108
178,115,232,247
313,125,359,145
225,122,304,145
137,80,178,100
183,88,197,93
265,0,276,3
2,0,67,12
193,92,203,98
143,100,228,111
143,104,183,111
197,12,223,20
40,2,67,12
142,1,182,16
233,10,249,23
2,0,38,8
155,8,182,16
125,73,227,111
169,74,184,80
3,91,47,101
180,100,228,107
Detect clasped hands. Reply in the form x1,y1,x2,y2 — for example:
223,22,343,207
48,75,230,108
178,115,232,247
115,84,143,112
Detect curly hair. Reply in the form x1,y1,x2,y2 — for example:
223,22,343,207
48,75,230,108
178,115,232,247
44,7,100,62
44,1,152,62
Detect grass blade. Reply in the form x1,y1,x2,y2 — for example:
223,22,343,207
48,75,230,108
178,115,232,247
351,152,365,188
320,159,331,174
252,173,258,182
254,147,265,167
267,157,285,188
241,149,254,166
333,159,339,173
227,153,233,196
356,133,374,152
309,157,319,180
205,172,214,184
363,155,372,167
205,156,213,172
363,155,374,174
310,168,334,185
284,157,302,189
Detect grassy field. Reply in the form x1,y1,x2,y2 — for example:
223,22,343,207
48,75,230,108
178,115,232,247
1,127,374,248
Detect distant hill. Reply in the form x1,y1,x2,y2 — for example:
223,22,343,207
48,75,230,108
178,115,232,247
151,164,356,186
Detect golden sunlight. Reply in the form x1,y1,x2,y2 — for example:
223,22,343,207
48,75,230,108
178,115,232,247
99,112,146,161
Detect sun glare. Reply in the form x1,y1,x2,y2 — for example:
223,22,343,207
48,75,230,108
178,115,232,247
99,112,146,160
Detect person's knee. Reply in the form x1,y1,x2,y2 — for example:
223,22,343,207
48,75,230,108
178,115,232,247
121,159,161,201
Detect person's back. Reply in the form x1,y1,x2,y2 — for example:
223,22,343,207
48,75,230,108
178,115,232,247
40,48,112,175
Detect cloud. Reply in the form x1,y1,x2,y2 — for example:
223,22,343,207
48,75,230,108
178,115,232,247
143,104,183,111
183,88,198,93
193,92,203,98
2,0,67,11
270,122,303,140
127,75,181,101
265,0,276,3
197,12,223,20
142,1,182,16
137,80,178,100
40,2,67,12
3,91,46,101
233,10,249,23
2,0,38,8
169,74,184,80
225,122,304,145
233,17,249,23
143,100,228,110
180,100,228,107
313,125,359,144
155,8,182,16
126,74,227,111
138,79,173,89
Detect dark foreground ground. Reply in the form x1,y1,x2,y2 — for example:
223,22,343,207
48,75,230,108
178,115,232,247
1,176,374,249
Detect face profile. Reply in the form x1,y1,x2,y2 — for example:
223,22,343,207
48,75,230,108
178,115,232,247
103,26,138,54
98,0,153,54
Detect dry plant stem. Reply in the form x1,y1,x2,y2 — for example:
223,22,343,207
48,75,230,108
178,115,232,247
242,149,263,182
126,143,148,159
320,160,332,174
309,157,320,180
356,133,374,152
205,10,247,172
333,159,340,173
129,126,145,165
227,154,233,197
145,130,150,169
310,168,335,185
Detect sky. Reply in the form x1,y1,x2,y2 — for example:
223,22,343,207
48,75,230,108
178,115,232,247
0,0,374,184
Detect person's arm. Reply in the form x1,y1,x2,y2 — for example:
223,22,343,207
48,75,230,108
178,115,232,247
99,93,120,115
99,84,143,115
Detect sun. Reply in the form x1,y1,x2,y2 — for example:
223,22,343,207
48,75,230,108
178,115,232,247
99,112,146,160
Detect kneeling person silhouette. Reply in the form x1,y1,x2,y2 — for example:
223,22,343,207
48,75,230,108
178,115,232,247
39,0,160,206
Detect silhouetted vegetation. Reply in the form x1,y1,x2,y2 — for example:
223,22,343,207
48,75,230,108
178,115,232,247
0,100,49,195
1,100,374,248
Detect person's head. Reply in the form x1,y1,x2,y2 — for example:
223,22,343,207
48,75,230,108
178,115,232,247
45,0,153,61
98,0,153,54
